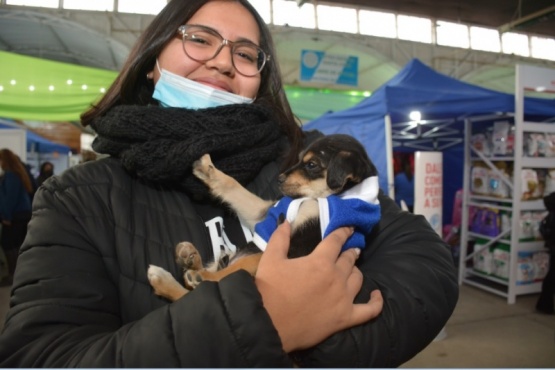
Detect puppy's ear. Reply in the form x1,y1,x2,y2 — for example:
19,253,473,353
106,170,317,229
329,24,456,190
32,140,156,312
326,152,357,191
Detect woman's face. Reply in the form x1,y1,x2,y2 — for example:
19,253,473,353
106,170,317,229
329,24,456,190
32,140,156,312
151,1,262,99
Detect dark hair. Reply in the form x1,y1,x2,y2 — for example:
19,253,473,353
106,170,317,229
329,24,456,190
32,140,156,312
0,148,33,194
81,0,303,167
39,161,54,174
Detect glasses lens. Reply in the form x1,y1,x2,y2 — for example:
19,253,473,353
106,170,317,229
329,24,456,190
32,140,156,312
182,26,221,61
231,43,266,76
181,26,267,77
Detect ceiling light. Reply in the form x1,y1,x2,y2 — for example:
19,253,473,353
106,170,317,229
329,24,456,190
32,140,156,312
67,79,73,85
409,111,421,121
49,85,55,91
29,85,35,91
10,80,16,85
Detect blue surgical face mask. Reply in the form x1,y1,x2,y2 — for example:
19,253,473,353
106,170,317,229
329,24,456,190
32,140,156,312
152,62,254,109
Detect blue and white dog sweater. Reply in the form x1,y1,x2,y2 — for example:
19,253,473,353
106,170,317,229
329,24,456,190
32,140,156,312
252,176,381,251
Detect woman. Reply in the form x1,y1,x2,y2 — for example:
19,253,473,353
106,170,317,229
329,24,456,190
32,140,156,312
0,148,33,284
0,0,458,366
35,161,54,187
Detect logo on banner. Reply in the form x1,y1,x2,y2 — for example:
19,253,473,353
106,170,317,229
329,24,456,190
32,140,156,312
300,50,358,86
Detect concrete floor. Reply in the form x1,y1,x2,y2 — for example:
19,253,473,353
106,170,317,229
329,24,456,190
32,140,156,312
402,284,555,368
0,283,554,367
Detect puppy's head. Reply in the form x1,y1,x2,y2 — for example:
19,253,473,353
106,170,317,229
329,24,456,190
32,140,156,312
278,134,378,198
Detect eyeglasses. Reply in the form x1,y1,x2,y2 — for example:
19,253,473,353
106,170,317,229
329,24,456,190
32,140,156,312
177,25,270,77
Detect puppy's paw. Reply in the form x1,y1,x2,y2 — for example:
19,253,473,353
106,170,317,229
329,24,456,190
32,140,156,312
175,241,203,270
148,265,190,301
193,154,215,182
147,265,174,292
185,270,204,289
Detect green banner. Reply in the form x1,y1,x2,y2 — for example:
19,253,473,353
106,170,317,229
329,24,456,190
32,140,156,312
0,50,369,123
0,51,118,122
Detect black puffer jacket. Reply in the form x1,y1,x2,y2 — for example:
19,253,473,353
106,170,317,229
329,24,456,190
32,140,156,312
0,156,458,367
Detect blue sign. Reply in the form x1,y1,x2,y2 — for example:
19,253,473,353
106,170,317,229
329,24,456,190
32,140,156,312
300,50,358,86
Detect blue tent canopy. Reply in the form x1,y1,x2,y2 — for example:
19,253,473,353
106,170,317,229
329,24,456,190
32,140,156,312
0,121,71,154
303,59,555,224
25,129,71,153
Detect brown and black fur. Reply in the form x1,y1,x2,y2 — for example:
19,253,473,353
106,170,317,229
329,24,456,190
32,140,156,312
147,134,378,301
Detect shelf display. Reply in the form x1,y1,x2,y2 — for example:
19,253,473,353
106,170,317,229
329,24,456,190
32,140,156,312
458,64,555,304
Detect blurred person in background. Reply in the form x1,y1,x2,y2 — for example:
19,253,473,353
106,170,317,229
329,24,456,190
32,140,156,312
394,156,415,212
35,161,54,188
536,192,555,314
0,148,33,285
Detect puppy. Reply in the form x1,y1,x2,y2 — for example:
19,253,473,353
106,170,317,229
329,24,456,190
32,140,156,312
148,134,380,301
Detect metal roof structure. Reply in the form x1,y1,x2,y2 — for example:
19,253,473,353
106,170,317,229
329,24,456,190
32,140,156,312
0,8,128,70
0,1,554,96
324,0,555,38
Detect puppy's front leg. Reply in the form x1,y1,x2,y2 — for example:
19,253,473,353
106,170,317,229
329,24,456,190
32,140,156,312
193,154,274,230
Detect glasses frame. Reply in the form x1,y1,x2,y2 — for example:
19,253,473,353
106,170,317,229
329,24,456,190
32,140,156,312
177,25,271,77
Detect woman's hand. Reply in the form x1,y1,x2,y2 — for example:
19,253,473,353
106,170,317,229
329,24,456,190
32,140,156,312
255,221,383,353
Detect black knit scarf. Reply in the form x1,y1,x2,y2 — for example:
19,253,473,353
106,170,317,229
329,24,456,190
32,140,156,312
91,104,285,198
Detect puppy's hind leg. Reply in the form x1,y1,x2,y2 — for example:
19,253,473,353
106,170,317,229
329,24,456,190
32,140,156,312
148,242,204,302
184,253,262,288
175,241,203,271
147,265,190,302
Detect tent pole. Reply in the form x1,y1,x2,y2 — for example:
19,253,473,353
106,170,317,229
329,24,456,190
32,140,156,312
384,114,394,198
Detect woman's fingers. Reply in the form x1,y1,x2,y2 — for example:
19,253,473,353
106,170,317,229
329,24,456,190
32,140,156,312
350,290,384,326
336,247,361,276
262,220,291,259
345,265,364,297
256,222,384,352
311,226,354,260
342,265,383,327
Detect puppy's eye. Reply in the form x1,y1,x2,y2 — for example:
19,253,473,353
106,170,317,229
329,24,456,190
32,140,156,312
304,161,319,171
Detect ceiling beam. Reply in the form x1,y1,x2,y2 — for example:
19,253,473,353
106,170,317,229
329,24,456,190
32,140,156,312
499,5,555,34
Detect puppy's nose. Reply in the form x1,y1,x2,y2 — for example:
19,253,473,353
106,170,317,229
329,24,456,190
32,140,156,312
277,174,286,185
